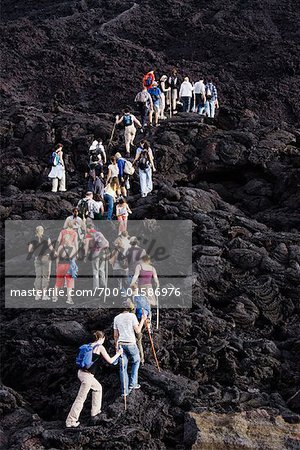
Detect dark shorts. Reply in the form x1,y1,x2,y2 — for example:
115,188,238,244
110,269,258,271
118,173,128,187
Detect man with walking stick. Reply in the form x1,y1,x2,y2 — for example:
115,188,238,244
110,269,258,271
113,299,147,400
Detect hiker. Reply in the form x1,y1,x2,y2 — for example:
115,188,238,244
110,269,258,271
66,331,123,428
93,194,105,220
77,192,100,221
53,233,78,305
85,228,109,290
133,140,156,198
115,109,142,156
134,86,153,130
28,225,54,301
88,140,106,177
130,254,159,306
57,218,78,249
86,167,105,197
131,283,151,365
179,76,194,112
194,76,206,114
48,143,66,192
63,208,86,242
116,198,132,233
103,179,119,220
142,70,155,90
113,299,147,396
167,68,179,113
126,236,146,283
159,75,170,119
106,156,119,185
205,78,219,118
110,232,131,291
115,152,129,198
148,81,161,127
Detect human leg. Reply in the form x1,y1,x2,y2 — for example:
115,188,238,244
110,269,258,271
145,167,153,193
34,258,42,297
66,371,92,426
90,377,103,417
210,100,216,118
92,256,100,289
59,171,66,191
52,178,58,192
104,193,114,220
127,344,141,388
119,349,129,395
136,332,144,364
139,169,147,197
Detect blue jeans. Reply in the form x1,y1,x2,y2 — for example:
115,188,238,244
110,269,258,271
205,100,216,118
181,96,191,112
119,344,140,394
104,193,114,220
139,167,152,196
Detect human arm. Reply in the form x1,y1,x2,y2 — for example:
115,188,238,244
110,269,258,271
127,205,132,214
99,345,122,364
115,115,123,125
133,150,141,166
114,328,119,350
152,267,159,287
100,144,107,164
133,313,147,334
149,148,156,172
106,166,112,184
133,115,142,128
130,264,141,286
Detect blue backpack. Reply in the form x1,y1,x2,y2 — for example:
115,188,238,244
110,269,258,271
49,151,58,166
76,343,100,369
145,74,152,87
123,114,133,127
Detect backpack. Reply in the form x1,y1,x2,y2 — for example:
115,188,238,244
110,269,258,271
78,198,89,219
76,343,100,369
145,74,153,87
138,150,150,171
135,91,148,103
49,151,58,166
124,159,135,175
123,114,133,127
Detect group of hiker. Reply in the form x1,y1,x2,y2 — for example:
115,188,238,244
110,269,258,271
135,68,219,129
28,220,158,427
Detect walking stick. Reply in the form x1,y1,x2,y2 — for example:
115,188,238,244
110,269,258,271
144,314,161,372
103,248,108,304
169,89,172,119
108,122,117,148
156,294,159,330
119,344,127,410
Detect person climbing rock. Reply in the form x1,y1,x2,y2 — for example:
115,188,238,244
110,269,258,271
106,156,119,185
159,75,170,119
148,81,161,127
113,300,147,396
194,75,206,114
115,109,142,156
88,139,106,177
115,152,129,198
109,232,131,292
126,236,146,284
77,192,100,221
167,68,180,113
86,228,109,290
66,331,122,428
131,283,151,365
133,140,156,198
103,179,119,220
134,86,153,131
205,78,219,118
63,208,85,242
53,232,78,305
179,76,194,112
28,225,54,301
130,254,159,306
142,70,155,90
116,198,132,233
48,143,66,192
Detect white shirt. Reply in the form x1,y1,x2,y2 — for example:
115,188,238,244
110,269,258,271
179,81,194,98
108,164,119,178
194,81,205,95
114,312,138,344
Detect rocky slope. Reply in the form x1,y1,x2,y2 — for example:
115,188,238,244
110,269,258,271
1,0,300,449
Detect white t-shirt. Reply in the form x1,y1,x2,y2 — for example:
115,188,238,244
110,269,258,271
108,164,119,178
114,312,138,344
194,81,205,95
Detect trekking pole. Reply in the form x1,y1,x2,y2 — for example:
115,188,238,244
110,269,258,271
156,294,159,330
169,90,172,119
108,122,117,148
103,249,108,304
119,344,127,411
144,313,161,372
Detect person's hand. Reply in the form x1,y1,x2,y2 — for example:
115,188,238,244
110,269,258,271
115,115,119,121
118,347,123,356
141,312,148,322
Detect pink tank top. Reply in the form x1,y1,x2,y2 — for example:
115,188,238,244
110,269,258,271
138,265,153,286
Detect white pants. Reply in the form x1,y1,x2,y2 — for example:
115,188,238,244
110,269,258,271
52,172,66,192
66,370,102,426
124,125,136,153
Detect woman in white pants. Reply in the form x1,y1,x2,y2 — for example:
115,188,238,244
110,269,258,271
48,143,66,192
159,75,170,119
66,331,122,428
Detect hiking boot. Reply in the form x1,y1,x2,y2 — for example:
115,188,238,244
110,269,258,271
66,422,80,428
141,193,147,198
66,298,74,305
52,296,58,303
129,384,141,390
89,413,102,425
35,295,41,301
42,295,50,301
